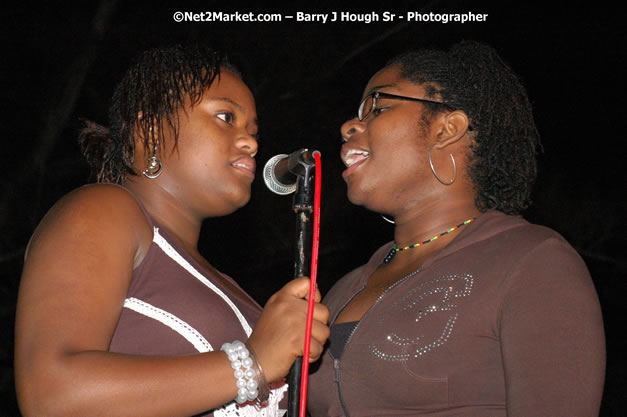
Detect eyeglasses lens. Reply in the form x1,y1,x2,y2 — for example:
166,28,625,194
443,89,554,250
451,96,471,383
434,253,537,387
358,94,374,121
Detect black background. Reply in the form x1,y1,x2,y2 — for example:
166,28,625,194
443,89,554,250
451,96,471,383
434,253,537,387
2,2,625,415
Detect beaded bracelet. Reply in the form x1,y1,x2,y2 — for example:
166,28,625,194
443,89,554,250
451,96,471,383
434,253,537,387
221,340,269,406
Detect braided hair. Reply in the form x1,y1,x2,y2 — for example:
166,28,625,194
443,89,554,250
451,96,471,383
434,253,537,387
79,44,237,184
387,40,541,214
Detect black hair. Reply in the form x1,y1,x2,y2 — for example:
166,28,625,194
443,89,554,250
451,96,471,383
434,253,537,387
79,44,238,183
387,40,541,214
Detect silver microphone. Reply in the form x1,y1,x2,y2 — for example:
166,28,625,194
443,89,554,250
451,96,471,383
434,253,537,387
263,149,319,195
263,154,297,195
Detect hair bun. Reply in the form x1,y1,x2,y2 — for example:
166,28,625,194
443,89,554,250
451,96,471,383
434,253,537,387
78,119,119,183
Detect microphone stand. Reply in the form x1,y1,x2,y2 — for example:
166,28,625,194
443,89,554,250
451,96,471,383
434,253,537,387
286,150,317,417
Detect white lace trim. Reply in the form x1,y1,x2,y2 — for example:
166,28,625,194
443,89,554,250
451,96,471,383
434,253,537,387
152,226,253,336
214,383,288,417
123,227,286,415
123,297,213,352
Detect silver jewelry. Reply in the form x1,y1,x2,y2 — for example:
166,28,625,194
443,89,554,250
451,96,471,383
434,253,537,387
142,155,162,179
428,144,456,185
142,134,162,179
221,340,269,406
246,342,270,406
381,215,395,224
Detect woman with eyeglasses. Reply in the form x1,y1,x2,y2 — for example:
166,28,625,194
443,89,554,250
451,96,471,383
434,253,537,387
307,41,605,416
14,44,329,417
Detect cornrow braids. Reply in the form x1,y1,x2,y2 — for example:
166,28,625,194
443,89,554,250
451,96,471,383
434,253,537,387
387,40,541,214
79,44,236,184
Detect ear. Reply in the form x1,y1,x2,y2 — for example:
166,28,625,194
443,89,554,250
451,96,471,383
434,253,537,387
134,112,160,148
433,110,471,151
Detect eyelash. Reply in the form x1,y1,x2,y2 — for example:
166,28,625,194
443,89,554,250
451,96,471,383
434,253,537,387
216,111,260,142
372,106,388,117
217,112,234,124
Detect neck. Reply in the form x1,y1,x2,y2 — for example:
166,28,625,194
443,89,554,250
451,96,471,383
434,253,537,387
124,178,203,255
392,199,479,245
385,200,480,268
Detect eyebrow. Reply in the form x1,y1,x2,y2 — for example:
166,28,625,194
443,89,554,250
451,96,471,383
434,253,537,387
206,97,244,112
363,83,396,97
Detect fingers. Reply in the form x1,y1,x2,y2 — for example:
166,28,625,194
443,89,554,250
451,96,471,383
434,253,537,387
307,323,330,362
288,278,329,329
310,286,322,303
280,276,312,299
275,277,321,302
250,277,330,380
271,278,329,329
312,301,329,324
305,309,331,363
308,343,324,363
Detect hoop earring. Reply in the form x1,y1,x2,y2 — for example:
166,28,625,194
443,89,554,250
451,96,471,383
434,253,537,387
381,215,395,224
429,144,456,185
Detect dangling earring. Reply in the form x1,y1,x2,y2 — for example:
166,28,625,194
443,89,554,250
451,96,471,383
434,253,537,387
142,134,162,179
429,144,456,185
381,215,395,224
142,156,162,179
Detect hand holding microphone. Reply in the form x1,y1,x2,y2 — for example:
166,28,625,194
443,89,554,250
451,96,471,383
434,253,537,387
248,277,329,383
262,148,322,417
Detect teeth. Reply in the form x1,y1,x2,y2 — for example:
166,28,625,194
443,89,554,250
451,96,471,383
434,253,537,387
344,149,370,167
232,163,251,170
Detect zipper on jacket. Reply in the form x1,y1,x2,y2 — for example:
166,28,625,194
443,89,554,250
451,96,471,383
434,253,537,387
333,358,351,417
330,287,365,417
332,268,421,417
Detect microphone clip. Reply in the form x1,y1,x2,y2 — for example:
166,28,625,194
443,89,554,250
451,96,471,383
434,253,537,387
290,150,317,212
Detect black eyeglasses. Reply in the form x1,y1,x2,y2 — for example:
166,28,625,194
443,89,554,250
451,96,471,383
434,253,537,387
358,91,472,130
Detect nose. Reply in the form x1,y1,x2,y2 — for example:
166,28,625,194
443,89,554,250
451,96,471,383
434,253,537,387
236,133,258,157
340,117,365,142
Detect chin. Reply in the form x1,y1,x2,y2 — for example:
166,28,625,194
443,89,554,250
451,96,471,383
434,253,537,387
231,189,252,209
347,185,391,215
211,188,252,217
346,185,368,207
235,195,251,209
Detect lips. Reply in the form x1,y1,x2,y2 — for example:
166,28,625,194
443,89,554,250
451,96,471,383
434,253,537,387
341,146,370,178
231,156,256,179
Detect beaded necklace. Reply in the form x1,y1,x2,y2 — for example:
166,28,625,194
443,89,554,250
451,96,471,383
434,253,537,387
383,218,475,264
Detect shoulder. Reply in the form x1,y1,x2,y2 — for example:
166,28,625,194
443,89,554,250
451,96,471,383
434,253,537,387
56,183,146,212
26,184,152,262
471,211,580,262
476,214,597,304
503,217,583,268
507,229,591,287
38,183,149,232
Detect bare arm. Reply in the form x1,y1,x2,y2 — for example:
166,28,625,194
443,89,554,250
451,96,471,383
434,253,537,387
15,185,329,417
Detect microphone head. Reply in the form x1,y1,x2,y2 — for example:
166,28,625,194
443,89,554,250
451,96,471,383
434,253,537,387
263,154,297,195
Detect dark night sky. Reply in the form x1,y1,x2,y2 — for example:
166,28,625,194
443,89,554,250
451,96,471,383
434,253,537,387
2,2,625,415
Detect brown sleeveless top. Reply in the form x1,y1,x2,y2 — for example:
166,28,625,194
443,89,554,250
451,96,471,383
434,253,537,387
109,187,287,416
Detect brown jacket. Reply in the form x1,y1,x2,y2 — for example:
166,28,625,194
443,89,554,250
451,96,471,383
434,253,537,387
308,211,605,416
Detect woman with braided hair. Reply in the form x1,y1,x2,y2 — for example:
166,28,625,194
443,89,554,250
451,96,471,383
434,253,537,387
308,40,605,416
14,44,329,417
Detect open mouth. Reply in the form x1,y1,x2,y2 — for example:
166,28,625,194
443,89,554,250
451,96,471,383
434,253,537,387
231,157,256,178
342,149,370,167
341,148,370,179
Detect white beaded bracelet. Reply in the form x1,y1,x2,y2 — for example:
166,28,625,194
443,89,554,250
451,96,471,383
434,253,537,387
221,340,268,405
